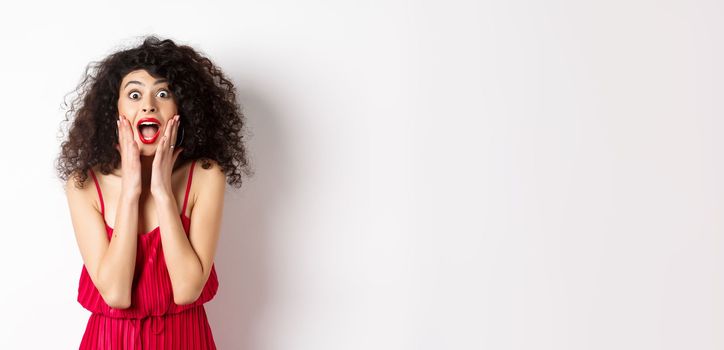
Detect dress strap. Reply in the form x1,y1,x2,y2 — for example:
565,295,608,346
88,168,105,216
182,160,197,217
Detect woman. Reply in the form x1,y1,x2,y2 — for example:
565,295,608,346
56,35,253,349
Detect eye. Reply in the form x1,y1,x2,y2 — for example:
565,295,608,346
157,89,170,98
129,91,141,99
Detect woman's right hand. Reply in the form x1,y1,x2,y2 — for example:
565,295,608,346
115,114,142,197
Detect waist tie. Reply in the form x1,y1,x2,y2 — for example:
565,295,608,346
130,314,165,350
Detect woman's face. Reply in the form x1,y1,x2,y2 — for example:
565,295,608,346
117,69,178,156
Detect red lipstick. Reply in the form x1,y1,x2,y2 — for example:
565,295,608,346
136,117,162,144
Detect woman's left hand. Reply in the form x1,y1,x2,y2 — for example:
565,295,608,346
151,114,184,198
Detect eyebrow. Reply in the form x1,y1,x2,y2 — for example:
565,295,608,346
123,78,168,89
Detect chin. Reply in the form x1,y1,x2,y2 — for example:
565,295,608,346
136,142,157,156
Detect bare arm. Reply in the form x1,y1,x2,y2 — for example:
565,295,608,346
156,161,225,305
154,193,202,305
65,173,139,309
98,191,140,308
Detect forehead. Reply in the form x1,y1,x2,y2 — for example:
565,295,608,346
120,69,168,86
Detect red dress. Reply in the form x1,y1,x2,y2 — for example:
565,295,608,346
78,160,219,349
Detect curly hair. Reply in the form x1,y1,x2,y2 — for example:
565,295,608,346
56,35,253,189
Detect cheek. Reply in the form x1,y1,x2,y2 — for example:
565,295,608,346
117,106,129,119
117,99,136,113
161,104,178,115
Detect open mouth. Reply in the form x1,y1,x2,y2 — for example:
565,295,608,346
136,117,161,144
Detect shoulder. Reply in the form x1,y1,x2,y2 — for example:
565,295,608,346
64,167,95,193
194,159,225,179
189,158,226,203
64,168,100,213
193,158,226,189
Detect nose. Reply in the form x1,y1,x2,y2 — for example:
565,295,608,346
141,95,157,113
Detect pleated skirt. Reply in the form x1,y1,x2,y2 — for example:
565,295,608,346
79,305,216,349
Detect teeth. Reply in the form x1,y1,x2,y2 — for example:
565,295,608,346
139,121,159,141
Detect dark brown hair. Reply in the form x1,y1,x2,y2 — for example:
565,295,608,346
56,35,253,189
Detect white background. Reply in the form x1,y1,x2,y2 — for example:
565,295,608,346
0,0,722,349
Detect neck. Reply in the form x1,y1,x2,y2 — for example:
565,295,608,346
110,155,184,192
140,155,155,191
